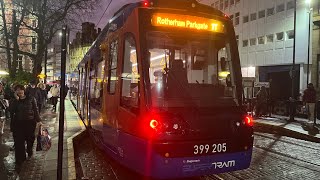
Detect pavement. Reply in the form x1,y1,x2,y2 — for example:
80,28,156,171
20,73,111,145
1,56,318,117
254,114,320,143
0,99,85,180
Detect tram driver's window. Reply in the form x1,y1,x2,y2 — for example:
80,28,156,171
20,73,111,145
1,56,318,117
121,35,140,113
107,40,118,94
218,45,234,97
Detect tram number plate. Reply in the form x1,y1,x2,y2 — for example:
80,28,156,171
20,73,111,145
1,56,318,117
193,143,227,155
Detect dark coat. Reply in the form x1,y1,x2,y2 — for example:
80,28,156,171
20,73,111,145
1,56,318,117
26,87,42,104
9,96,41,132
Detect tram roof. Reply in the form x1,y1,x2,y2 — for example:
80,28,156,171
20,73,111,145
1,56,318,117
77,0,225,68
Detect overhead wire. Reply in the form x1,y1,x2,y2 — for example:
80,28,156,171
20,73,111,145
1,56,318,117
97,0,113,27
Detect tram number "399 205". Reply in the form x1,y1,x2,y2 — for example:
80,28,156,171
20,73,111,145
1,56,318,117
193,143,227,155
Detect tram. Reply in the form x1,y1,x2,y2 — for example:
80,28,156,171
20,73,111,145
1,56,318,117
75,0,254,179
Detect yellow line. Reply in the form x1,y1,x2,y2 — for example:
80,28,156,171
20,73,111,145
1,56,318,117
78,117,85,130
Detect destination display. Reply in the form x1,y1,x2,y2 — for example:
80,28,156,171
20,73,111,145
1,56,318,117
151,13,225,33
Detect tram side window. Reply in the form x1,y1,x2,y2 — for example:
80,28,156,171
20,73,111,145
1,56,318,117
90,60,105,111
121,35,140,112
107,40,118,94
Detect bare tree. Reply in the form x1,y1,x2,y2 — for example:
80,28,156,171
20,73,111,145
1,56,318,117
0,0,100,77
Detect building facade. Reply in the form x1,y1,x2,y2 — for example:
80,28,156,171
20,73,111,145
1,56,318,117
68,22,100,85
0,0,37,73
199,0,312,100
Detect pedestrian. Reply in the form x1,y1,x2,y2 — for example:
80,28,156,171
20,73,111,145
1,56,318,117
303,83,316,124
255,86,268,117
37,83,47,112
4,83,18,151
64,84,69,99
26,80,42,111
50,84,60,111
0,82,7,135
9,84,41,169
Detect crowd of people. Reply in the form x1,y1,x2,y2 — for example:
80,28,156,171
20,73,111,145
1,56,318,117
0,80,69,171
252,83,317,125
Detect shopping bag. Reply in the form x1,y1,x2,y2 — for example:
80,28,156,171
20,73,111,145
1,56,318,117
36,125,43,151
41,129,51,151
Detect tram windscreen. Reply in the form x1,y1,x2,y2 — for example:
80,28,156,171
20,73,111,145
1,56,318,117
147,31,238,108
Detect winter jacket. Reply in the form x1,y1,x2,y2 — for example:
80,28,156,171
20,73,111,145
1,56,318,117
26,87,42,104
50,86,60,97
303,88,316,103
9,96,41,132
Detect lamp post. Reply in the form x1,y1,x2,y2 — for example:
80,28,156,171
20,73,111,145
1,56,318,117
289,0,297,121
57,26,67,180
306,0,312,85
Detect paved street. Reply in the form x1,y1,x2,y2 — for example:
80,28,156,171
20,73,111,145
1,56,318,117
211,133,320,180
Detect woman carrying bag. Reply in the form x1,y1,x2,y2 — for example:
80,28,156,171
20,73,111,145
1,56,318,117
9,84,42,169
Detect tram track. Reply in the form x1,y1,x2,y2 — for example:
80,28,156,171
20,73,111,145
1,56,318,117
254,132,320,151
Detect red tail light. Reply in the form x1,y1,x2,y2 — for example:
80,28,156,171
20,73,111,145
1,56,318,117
150,119,159,129
245,116,253,126
144,1,149,6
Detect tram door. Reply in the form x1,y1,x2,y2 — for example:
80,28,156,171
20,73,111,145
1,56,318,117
102,36,121,152
117,34,140,134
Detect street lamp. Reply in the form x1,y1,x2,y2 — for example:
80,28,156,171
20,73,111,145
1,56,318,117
306,0,312,85
290,0,297,121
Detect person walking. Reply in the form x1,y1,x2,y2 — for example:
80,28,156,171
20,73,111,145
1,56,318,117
0,82,7,135
26,81,42,111
50,84,60,111
303,83,316,125
37,83,47,112
9,84,41,169
255,86,268,117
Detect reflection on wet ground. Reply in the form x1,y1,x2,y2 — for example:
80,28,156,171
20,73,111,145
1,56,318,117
0,122,18,180
0,106,58,180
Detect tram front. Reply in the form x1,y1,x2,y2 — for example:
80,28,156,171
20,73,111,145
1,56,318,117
138,10,253,178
